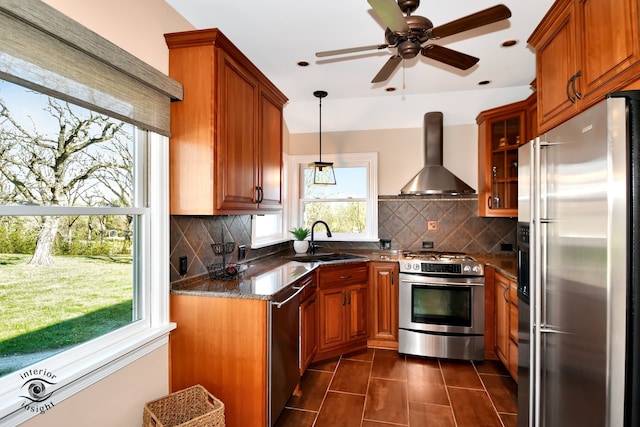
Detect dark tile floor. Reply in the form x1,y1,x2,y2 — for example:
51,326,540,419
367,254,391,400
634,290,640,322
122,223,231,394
274,348,517,427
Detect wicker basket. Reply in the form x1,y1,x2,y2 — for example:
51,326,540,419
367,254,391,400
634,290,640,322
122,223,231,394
143,385,225,427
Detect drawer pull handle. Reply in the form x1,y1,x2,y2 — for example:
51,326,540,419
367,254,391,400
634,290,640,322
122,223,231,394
340,275,352,280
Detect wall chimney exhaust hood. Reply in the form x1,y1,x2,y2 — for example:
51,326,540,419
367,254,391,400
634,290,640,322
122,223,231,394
400,112,475,195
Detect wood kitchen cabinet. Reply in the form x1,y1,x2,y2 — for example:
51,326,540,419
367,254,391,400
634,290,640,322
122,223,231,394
299,272,317,375
165,29,287,215
528,0,640,133
368,262,399,349
170,294,268,427
315,263,368,361
476,99,528,217
492,267,519,380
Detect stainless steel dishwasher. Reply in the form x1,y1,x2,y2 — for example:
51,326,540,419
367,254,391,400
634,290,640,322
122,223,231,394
268,282,307,426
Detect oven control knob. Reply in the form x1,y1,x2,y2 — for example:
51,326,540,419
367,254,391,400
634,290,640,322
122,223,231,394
472,265,480,273
413,263,420,271
463,265,471,273
404,263,413,270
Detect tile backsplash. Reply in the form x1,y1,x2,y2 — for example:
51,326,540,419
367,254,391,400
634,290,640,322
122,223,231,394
377,195,516,253
170,195,516,281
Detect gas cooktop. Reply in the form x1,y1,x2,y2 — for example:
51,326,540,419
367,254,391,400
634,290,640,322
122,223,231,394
400,251,484,276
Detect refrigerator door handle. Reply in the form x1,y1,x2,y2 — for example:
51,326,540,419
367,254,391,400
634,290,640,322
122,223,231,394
539,326,569,335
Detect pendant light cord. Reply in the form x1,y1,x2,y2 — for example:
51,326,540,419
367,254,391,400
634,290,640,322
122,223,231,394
313,90,328,163
318,95,322,163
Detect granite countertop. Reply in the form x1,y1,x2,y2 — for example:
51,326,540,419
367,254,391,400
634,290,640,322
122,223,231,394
171,259,317,300
170,250,384,300
170,249,516,300
473,253,517,279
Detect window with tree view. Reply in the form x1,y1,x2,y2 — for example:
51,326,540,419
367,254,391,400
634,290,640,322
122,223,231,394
0,79,144,377
297,153,378,241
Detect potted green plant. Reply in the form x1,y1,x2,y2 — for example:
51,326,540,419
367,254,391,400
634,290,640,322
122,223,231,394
290,227,310,254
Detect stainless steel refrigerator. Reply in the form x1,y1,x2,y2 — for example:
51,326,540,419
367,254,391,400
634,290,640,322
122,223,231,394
517,91,640,427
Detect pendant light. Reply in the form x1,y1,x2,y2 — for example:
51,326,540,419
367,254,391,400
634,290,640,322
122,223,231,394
308,90,336,185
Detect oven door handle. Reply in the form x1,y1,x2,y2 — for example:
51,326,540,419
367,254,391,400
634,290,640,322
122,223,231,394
399,279,484,287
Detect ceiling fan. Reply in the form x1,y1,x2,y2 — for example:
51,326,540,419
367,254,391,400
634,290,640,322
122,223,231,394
315,0,512,83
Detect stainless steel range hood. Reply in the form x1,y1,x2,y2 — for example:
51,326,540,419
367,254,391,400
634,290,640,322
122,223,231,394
400,112,475,195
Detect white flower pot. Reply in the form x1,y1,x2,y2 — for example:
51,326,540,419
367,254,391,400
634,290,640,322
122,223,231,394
293,240,309,254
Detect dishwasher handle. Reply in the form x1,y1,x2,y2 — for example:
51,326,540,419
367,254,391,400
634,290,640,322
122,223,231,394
272,284,308,309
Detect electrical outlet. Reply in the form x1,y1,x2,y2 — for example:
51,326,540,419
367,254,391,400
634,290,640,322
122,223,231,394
238,245,246,260
422,241,434,249
427,220,438,231
501,243,514,251
179,256,187,276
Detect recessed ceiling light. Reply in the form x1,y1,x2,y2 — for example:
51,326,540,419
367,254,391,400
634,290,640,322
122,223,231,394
297,61,309,67
385,87,396,92
478,80,491,86
501,40,518,47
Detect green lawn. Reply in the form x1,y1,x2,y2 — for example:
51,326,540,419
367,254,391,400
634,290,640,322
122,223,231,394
0,254,133,364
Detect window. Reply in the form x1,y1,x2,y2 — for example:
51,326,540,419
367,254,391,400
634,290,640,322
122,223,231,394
0,80,147,375
252,213,286,247
0,2,178,423
252,155,288,247
289,153,378,241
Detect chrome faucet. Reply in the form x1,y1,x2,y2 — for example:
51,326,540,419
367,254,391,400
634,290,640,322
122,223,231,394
309,220,332,254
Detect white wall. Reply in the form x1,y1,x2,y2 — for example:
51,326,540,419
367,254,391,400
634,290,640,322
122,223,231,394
42,0,194,73
20,345,169,427
289,123,478,195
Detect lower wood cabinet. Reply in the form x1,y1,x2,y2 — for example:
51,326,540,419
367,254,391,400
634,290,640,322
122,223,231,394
299,272,317,375
170,293,268,427
314,262,368,361
492,266,519,380
368,262,399,349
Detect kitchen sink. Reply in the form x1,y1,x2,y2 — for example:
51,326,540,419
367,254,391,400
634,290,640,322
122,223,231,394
285,252,366,263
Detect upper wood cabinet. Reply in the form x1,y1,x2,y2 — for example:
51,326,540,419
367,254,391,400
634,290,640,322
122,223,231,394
476,97,533,217
528,0,640,133
165,29,288,215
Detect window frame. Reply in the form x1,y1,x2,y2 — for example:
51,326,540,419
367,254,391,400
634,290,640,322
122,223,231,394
288,152,378,242
251,154,289,248
0,129,173,425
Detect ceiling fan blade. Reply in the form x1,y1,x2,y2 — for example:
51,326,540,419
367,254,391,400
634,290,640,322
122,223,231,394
429,4,511,39
371,55,402,83
368,0,410,33
316,44,389,57
421,45,479,70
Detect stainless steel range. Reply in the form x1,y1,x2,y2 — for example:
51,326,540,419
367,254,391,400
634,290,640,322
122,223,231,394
398,251,485,360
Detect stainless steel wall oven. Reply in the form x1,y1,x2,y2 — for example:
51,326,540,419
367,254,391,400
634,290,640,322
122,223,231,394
398,251,485,360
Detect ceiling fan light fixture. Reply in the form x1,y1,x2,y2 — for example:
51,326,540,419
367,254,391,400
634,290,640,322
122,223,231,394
310,90,336,185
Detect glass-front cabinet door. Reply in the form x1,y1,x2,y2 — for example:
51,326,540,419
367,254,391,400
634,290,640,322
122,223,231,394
477,99,529,217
